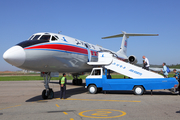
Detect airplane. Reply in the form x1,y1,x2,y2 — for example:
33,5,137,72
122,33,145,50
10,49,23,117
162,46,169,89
3,31,158,99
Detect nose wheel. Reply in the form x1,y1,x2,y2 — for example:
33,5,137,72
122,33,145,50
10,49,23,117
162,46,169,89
42,72,54,99
42,88,54,99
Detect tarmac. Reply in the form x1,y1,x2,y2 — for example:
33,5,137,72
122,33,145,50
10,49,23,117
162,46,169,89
0,80,180,120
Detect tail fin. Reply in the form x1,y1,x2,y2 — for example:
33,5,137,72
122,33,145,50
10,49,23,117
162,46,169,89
102,31,158,56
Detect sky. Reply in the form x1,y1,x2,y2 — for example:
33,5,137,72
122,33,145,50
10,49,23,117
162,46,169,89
0,0,180,71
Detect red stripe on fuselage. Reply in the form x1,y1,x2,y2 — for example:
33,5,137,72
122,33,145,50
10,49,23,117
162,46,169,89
24,44,88,55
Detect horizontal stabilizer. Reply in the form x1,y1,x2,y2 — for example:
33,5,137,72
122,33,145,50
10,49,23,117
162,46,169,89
102,31,158,39
101,31,159,56
102,33,159,39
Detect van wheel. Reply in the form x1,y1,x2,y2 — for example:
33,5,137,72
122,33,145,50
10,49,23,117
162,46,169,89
88,85,97,94
133,86,144,95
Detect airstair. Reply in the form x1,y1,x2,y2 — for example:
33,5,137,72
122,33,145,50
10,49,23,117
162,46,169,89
87,52,164,79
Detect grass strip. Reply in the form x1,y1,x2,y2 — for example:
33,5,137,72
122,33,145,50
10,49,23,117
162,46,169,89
0,74,175,81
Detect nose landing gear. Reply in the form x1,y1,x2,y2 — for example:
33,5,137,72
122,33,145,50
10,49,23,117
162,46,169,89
42,88,54,99
42,72,54,99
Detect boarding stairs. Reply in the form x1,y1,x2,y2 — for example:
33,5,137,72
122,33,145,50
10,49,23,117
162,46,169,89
87,52,164,79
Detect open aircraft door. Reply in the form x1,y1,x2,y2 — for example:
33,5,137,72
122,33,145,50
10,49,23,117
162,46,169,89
85,43,91,62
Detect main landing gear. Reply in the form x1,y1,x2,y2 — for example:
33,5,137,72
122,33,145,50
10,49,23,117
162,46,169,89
72,74,82,85
42,72,54,99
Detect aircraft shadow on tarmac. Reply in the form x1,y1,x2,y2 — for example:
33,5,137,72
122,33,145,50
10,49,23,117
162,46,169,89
176,110,180,113
26,82,177,102
26,82,87,102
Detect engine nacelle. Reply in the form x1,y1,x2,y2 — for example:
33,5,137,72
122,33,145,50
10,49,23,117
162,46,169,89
128,55,138,64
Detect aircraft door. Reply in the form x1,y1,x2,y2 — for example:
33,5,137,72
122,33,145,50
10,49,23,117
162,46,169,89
85,43,91,62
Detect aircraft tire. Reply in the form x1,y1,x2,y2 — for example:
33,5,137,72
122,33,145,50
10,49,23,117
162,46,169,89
42,89,48,99
88,85,97,94
78,79,82,85
73,79,82,85
133,86,144,95
73,79,77,85
48,88,54,99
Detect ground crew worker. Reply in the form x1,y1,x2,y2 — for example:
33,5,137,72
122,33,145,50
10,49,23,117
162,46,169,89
173,69,180,94
59,73,67,99
173,69,179,80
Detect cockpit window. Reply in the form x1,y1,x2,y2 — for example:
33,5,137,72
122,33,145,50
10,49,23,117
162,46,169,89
32,35,41,40
28,35,34,40
39,35,51,41
54,35,59,39
51,36,57,41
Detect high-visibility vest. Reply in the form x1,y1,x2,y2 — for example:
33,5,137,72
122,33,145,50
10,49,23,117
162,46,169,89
61,77,65,85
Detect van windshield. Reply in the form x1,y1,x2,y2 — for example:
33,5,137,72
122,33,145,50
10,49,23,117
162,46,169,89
92,69,101,75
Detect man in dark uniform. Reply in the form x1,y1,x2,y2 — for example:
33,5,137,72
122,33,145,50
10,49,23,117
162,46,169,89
59,73,67,99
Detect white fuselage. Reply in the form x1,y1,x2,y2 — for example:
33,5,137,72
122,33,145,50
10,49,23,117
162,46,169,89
3,32,127,74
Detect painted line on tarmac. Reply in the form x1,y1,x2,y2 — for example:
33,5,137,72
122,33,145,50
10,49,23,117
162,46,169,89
0,105,21,110
55,98,141,102
63,112,68,115
55,104,73,119
79,109,126,118
56,104,60,107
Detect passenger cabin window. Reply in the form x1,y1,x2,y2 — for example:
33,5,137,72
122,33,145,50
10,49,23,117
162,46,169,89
91,69,101,76
92,45,95,49
85,44,88,48
39,35,51,41
85,43,91,48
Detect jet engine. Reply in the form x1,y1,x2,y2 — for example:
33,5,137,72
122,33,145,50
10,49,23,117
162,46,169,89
128,55,138,64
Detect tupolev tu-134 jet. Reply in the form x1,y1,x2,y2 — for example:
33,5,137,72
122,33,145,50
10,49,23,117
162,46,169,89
3,31,158,99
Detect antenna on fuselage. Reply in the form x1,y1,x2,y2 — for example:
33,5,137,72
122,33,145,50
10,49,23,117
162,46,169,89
58,31,62,34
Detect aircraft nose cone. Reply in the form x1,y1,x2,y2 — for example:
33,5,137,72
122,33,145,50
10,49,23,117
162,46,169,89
3,46,26,67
